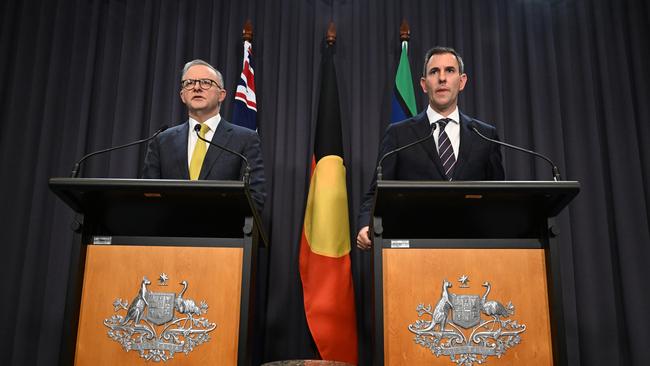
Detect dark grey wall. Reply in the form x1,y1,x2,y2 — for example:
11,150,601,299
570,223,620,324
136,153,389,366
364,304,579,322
1,0,648,364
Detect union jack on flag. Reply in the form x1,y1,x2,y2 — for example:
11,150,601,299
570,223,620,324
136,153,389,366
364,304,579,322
232,40,257,130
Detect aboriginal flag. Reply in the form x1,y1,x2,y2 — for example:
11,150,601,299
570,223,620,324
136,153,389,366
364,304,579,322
298,44,358,365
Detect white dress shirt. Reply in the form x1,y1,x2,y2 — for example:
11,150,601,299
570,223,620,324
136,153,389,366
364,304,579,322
427,105,460,158
187,114,221,166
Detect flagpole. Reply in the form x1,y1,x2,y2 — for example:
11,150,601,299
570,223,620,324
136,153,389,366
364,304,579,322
326,21,336,46
243,19,253,42
400,18,410,42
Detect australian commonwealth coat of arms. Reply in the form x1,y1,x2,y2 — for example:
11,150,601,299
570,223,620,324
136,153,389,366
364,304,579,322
408,277,526,365
103,276,216,362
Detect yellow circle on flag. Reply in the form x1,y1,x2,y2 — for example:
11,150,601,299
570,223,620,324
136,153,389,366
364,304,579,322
303,155,351,258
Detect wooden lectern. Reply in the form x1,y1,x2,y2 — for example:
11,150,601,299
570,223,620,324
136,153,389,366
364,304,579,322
371,181,579,366
49,178,266,366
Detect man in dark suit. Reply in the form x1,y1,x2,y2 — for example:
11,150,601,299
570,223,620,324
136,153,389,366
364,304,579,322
142,59,266,209
356,46,504,249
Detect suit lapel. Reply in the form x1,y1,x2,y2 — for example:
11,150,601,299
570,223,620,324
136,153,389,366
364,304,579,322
199,120,234,179
174,122,190,179
453,113,476,180
411,111,446,178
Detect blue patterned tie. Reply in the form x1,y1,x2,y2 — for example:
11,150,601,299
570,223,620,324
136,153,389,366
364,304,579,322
436,119,456,180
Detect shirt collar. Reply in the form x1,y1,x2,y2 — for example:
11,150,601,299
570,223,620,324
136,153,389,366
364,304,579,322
427,105,460,125
189,114,221,133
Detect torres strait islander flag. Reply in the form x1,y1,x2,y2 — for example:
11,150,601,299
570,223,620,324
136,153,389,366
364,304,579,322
299,44,358,364
391,40,417,123
232,40,257,130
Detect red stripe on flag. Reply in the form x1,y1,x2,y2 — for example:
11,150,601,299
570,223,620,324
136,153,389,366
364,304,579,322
234,92,257,109
299,235,358,364
242,61,256,92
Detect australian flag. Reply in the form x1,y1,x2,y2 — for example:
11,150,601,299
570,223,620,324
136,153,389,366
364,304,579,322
232,40,257,130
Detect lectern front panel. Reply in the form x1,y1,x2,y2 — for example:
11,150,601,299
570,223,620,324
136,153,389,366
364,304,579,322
382,248,552,365
75,245,243,365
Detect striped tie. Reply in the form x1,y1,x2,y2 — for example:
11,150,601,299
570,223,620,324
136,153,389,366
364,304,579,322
436,119,456,180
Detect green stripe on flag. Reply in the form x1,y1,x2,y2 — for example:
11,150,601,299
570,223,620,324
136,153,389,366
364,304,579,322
395,41,417,117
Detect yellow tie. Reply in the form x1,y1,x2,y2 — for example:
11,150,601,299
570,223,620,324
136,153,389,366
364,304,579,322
189,123,210,180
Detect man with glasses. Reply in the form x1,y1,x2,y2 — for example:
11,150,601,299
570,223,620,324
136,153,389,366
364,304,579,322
142,59,266,210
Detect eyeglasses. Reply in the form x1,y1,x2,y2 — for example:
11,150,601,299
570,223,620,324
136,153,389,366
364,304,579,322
181,79,222,91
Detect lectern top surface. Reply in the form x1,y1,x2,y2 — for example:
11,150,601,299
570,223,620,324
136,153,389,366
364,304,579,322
48,178,265,242
372,180,579,239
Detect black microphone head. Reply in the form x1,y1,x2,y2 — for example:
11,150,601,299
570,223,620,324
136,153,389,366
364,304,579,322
194,124,201,132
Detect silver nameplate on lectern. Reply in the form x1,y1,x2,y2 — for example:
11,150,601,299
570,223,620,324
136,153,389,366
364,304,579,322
390,240,410,248
93,236,112,245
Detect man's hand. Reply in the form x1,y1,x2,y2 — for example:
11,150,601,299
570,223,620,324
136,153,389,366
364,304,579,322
356,226,372,250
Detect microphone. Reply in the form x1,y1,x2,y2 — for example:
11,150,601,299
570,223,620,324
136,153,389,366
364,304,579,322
470,123,561,181
70,125,168,178
376,124,436,181
193,124,251,185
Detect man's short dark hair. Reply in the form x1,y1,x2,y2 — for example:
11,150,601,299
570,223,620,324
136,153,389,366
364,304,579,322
422,46,465,76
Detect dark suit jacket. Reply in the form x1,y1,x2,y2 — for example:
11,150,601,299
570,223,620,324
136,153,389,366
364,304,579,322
357,110,504,228
142,119,266,210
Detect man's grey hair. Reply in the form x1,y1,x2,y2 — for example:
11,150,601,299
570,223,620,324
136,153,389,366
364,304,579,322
181,59,224,88
422,46,465,76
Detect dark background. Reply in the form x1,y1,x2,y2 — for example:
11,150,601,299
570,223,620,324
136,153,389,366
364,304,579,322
1,0,649,364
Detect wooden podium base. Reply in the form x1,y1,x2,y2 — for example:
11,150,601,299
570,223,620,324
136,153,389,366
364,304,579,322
382,248,553,365
75,245,243,365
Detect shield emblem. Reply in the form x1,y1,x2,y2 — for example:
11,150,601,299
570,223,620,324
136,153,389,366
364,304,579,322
145,292,175,325
452,294,481,328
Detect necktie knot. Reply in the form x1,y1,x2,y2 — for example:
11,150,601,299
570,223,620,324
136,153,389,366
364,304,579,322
436,118,449,130
199,123,210,137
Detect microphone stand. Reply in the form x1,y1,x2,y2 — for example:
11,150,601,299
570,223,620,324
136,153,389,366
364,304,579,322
471,126,561,181
70,125,168,178
376,125,436,181
193,125,251,186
